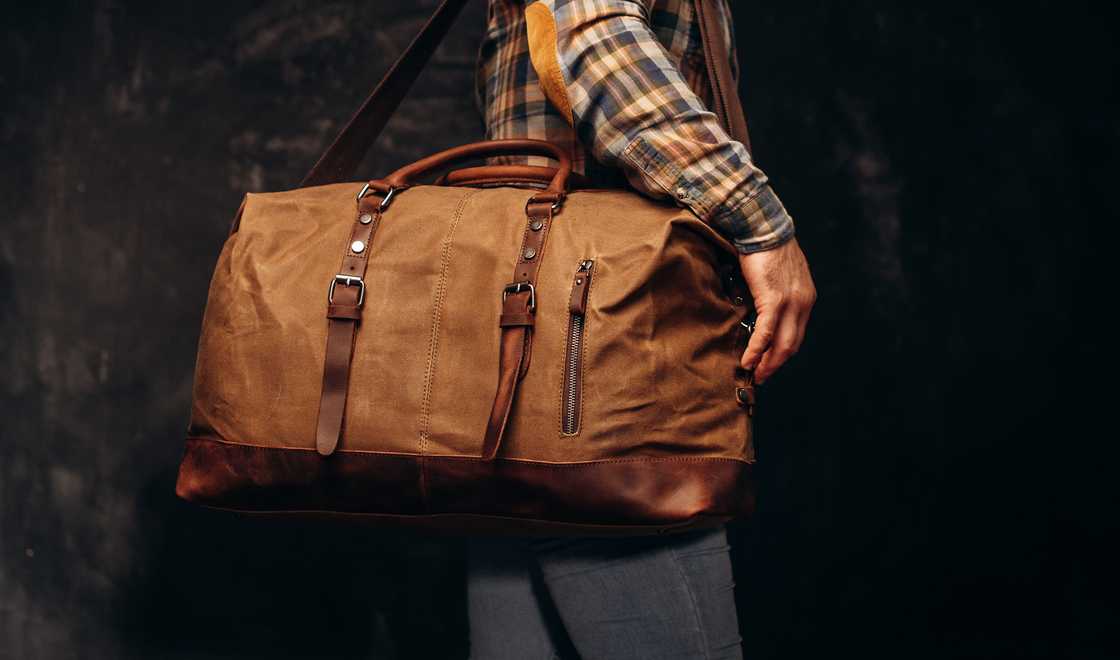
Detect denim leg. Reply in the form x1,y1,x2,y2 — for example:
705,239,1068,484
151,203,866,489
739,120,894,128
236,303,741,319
530,525,743,660
465,535,567,660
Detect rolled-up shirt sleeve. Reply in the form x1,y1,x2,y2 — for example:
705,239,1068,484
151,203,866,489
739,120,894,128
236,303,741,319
525,0,795,253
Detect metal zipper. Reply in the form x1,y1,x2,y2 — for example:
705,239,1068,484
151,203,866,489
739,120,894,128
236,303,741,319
562,259,594,435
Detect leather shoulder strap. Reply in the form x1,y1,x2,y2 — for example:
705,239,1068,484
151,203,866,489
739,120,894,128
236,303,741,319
692,0,752,152
299,0,751,187
300,0,472,187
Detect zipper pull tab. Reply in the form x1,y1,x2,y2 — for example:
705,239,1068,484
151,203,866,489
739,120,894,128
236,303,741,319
568,259,594,315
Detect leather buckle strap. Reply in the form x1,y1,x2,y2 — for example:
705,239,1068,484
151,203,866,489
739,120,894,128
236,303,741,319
314,192,386,457
502,281,536,312
328,275,366,307
500,283,536,328
480,194,557,460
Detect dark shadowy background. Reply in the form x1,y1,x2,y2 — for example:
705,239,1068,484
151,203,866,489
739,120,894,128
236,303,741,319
2,1,1114,658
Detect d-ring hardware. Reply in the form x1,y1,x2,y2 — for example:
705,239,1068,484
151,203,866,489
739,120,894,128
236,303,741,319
740,313,756,338
524,196,562,215
356,184,397,211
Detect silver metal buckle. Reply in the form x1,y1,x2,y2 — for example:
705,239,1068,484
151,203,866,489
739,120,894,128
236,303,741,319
328,274,366,307
502,281,536,312
356,184,397,211
378,186,396,210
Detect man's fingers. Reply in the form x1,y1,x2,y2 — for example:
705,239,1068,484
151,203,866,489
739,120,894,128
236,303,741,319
735,237,816,383
753,309,801,384
739,303,780,371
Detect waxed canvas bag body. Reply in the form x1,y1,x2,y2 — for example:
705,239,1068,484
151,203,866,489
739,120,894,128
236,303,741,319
176,0,760,535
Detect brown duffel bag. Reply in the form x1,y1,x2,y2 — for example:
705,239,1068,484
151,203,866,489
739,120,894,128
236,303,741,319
176,0,760,535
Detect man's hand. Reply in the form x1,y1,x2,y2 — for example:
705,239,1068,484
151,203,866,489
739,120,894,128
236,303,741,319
738,237,816,384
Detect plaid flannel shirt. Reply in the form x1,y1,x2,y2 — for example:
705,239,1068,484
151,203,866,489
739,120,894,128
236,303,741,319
475,0,795,253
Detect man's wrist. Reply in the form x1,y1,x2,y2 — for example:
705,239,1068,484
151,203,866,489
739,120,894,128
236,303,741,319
711,184,797,254
734,226,796,255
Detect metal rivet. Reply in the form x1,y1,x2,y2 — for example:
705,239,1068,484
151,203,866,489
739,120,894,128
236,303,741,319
575,278,583,285
351,240,366,254
522,247,537,260
359,213,373,225
530,220,544,231
676,188,688,201
736,387,756,415
732,296,745,306
736,388,755,416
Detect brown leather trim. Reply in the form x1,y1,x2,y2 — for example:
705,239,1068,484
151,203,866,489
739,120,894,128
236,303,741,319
693,0,752,150
176,436,756,534
480,197,557,460
198,510,729,538
228,195,247,235
561,260,593,436
300,0,471,186
314,194,385,457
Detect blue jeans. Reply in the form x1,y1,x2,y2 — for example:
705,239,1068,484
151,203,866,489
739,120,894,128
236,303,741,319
466,524,743,659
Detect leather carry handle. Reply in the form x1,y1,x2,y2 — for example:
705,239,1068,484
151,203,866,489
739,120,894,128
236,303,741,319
378,139,572,193
299,0,751,188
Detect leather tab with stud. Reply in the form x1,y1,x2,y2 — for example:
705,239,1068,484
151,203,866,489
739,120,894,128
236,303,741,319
735,386,755,416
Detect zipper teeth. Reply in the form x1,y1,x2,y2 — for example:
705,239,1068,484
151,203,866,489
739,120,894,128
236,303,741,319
563,314,584,434
563,259,593,435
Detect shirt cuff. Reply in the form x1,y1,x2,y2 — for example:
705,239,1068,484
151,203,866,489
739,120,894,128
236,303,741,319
710,184,796,254
621,136,796,254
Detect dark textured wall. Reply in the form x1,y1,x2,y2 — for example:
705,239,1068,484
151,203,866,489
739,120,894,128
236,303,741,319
1,1,1112,658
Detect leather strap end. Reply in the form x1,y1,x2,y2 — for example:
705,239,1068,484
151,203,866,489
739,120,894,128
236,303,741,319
481,326,528,461
315,317,359,457
316,436,338,457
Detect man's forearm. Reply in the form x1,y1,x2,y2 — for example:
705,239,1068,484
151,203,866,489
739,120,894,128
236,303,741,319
526,0,796,253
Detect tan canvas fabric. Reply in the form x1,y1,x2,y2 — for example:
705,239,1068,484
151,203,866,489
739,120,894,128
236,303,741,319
189,183,754,464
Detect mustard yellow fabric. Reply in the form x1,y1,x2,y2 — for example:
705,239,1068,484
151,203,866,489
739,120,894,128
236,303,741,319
525,3,575,126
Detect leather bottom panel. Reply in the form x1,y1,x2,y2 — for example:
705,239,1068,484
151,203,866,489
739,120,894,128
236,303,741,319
176,436,756,535
194,510,733,538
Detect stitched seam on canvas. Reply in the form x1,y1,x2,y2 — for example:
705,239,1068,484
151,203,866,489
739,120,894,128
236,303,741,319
418,189,480,453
